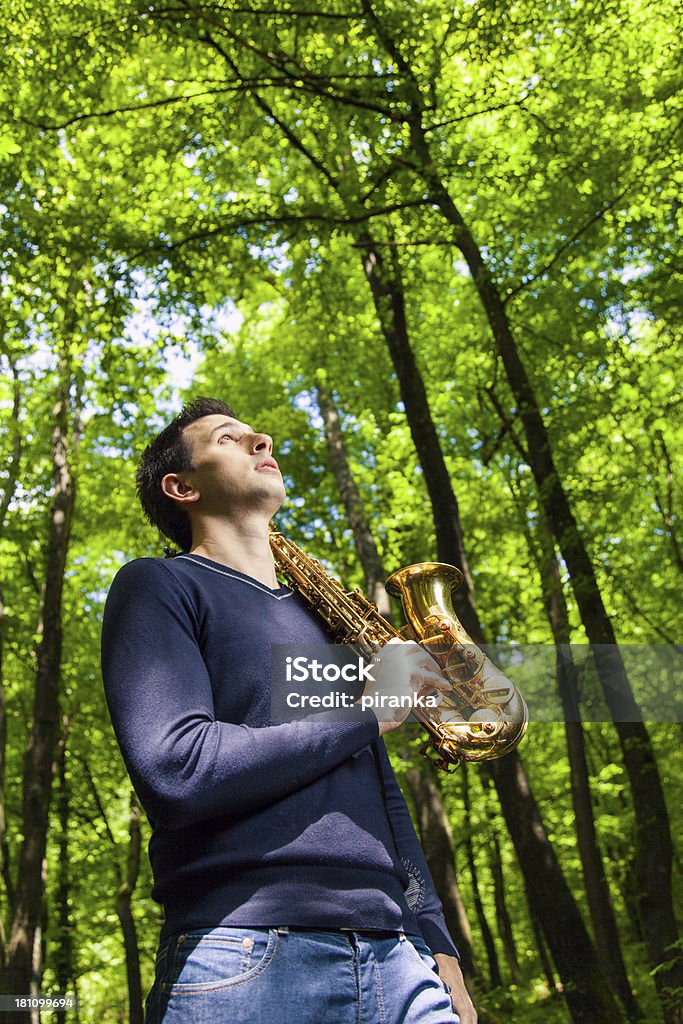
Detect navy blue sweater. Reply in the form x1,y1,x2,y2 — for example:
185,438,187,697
101,554,457,957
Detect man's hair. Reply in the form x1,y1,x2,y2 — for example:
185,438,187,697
136,397,237,552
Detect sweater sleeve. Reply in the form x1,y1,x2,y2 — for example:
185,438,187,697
376,740,460,959
101,559,379,830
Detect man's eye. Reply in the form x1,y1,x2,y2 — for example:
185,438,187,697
219,433,236,443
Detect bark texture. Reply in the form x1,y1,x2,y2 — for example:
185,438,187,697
0,373,79,1018
535,506,642,1019
461,766,501,989
115,791,143,1024
0,363,22,962
54,720,76,1024
403,755,479,984
316,383,392,619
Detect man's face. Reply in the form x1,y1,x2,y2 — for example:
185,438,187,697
177,413,286,517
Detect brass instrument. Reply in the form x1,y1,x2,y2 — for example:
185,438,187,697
270,525,528,770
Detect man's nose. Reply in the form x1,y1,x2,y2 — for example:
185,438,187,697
249,433,273,454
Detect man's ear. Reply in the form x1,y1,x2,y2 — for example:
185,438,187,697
161,473,200,506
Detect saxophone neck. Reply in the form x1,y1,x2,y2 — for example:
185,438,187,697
269,524,399,645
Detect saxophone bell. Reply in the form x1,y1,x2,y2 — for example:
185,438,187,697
385,562,528,767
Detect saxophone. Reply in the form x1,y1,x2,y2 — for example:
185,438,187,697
270,525,528,770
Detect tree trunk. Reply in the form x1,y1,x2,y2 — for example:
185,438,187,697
0,362,22,960
461,765,501,989
29,915,44,1024
115,791,143,1024
478,772,522,986
54,718,75,1024
0,369,79,1018
407,122,681,1018
539,515,642,1019
505,460,643,1016
403,756,479,984
316,383,392,618
528,898,558,996
356,226,623,1022
489,751,625,1022
488,829,521,985
357,234,481,639
584,738,645,945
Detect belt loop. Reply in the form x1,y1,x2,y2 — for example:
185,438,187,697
276,925,289,935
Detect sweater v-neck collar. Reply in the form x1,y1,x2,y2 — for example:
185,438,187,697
176,554,293,599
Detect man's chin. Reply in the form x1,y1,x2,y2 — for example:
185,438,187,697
263,481,287,513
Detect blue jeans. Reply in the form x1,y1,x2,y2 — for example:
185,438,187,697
145,926,460,1023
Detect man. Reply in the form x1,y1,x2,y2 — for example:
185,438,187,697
102,397,477,1023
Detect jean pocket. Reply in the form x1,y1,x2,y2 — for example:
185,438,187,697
406,935,438,971
164,927,279,995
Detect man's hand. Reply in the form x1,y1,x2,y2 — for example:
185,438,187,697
434,953,478,1023
364,637,450,737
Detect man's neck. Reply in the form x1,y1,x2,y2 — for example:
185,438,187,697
189,516,279,589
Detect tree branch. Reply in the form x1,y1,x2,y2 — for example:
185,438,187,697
505,112,683,304
503,185,632,305
360,0,413,79
127,199,432,262
172,0,404,120
481,385,531,465
424,93,535,133
19,83,284,130
141,4,362,18
360,153,419,203
617,585,683,653
199,30,340,190
351,237,451,248
74,753,118,849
